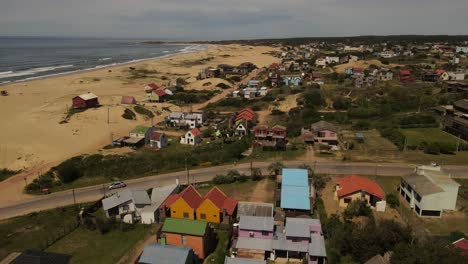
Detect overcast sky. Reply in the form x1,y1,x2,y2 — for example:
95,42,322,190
1,0,467,40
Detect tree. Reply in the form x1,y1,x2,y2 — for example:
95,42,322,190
251,168,262,181
344,200,372,219
385,193,400,208
268,162,283,177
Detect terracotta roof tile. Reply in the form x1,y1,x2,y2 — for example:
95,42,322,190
202,187,237,216
336,174,385,199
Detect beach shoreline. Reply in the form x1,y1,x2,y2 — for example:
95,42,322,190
0,44,279,199
0,43,209,86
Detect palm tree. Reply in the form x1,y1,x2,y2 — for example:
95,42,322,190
268,162,284,177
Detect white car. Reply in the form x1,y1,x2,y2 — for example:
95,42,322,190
108,181,126,190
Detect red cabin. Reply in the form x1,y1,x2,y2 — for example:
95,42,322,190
72,93,99,109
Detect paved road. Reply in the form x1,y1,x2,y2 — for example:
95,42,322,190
0,161,466,220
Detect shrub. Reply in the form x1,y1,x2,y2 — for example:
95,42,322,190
216,82,231,89
344,200,372,219
386,193,400,208
122,108,136,120
134,105,154,118
237,175,249,182
251,168,262,181
228,76,241,82
379,128,405,150
56,159,82,183
95,217,113,234
352,120,370,130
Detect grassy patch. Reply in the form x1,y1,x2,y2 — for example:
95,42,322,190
250,145,306,161
197,180,257,197
205,230,229,264
47,225,153,264
133,105,154,119
0,205,81,260
400,128,460,147
169,89,219,105
26,137,252,193
204,97,269,111
0,168,18,182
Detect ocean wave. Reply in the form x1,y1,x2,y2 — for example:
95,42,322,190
162,51,170,53
99,57,112,61
0,65,74,79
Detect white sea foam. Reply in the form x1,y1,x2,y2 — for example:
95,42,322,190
0,65,74,79
99,57,112,61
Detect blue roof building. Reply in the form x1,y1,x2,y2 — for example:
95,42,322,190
138,243,199,264
280,168,310,211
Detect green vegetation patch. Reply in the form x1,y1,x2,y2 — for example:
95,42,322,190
133,105,154,119
169,89,219,105
47,225,151,264
121,108,136,120
0,205,81,260
0,168,18,182
205,230,229,263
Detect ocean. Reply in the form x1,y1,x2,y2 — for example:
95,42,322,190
0,37,204,84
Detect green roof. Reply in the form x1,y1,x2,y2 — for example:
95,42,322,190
131,126,150,134
162,218,207,236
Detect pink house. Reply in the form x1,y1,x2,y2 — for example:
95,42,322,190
302,120,338,146
238,216,274,239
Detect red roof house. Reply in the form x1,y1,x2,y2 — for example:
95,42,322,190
165,185,203,220
196,187,237,223
72,92,99,109
453,238,468,255
335,174,385,208
191,128,201,136
436,69,446,76
399,70,413,83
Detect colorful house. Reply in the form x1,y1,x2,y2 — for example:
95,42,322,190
161,218,214,259
283,76,303,86
253,125,287,149
334,174,385,208
165,185,203,220
180,128,202,146
238,216,274,239
196,187,237,223
280,168,311,216
72,92,99,109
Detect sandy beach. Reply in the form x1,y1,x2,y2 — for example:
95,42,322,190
0,44,279,202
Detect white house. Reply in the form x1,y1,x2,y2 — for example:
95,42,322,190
380,50,397,58
129,126,155,144
440,71,466,81
102,190,152,220
166,111,205,128
149,131,168,149
315,58,327,68
180,128,202,145
235,121,249,136
325,56,340,64
141,184,179,224
456,46,468,53
400,165,460,217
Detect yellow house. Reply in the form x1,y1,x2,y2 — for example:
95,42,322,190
166,185,203,220
196,187,238,224
196,199,220,223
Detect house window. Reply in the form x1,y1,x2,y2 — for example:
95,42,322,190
182,234,187,245
200,213,206,220
415,193,422,202
318,131,326,137
172,210,176,213
261,231,269,236
183,212,189,218
344,198,352,204
249,232,254,237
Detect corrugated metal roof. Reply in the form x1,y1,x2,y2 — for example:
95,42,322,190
77,93,98,101
239,216,274,232
285,217,321,238
102,189,151,211
272,238,309,252
309,234,327,257
282,168,308,186
224,257,266,264
280,185,310,210
138,243,191,264
237,202,274,217
235,237,273,251
141,185,178,213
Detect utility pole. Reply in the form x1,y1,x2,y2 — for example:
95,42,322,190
403,137,408,152
185,157,190,185
72,189,76,204
23,177,27,186
456,135,461,152
107,108,110,124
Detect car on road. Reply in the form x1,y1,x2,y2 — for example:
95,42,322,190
108,181,126,190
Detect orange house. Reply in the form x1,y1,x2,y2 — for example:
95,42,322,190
196,187,237,223
165,185,203,220
162,218,214,259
